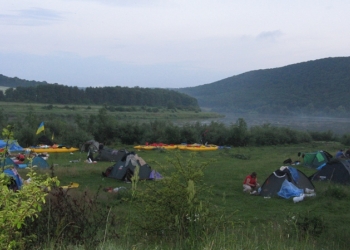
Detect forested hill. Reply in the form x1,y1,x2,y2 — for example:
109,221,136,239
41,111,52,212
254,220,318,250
177,57,350,116
0,74,49,87
0,82,199,109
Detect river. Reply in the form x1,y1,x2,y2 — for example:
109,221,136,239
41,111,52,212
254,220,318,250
198,113,350,136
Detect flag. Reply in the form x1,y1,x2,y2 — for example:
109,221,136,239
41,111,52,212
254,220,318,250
36,122,45,135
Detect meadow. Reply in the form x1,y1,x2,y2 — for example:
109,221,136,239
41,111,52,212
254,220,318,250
15,141,350,249
0,101,223,123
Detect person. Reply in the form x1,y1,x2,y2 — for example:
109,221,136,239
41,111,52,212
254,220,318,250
243,172,260,194
86,150,94,162
103,186,126,193
345,148,350,158
335,149,345,159
16,153,25,162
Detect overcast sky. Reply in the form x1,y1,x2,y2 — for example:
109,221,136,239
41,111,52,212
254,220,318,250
1,1,349,88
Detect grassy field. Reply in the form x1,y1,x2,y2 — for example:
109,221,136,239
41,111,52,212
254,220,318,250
14,141,350,249
0,101,224,122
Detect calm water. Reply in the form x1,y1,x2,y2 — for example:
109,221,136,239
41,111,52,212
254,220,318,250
199,113,350,136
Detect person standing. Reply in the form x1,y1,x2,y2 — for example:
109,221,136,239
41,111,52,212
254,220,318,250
243,172,259,194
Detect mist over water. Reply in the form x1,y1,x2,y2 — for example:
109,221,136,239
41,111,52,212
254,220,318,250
201,113,350,136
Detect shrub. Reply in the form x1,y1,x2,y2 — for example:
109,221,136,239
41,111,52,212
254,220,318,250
340,133,350,146
324,185,348,200
284,212,327,240
0,168,59,249
128,153,213,247
22,187,119,248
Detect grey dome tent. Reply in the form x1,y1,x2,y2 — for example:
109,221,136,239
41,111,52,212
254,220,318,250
103,153,152,181
259,167,314,197
80,140,100,153
311,159,350,185
95,148,128,162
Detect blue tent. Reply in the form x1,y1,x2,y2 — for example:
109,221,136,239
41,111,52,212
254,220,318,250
30,156,49,169
4,168,23,190
0,157,19,168
0,140,25,153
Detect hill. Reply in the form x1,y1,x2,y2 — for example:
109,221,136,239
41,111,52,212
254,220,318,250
177,57,350,116
0,74,49,87
0,80,199,109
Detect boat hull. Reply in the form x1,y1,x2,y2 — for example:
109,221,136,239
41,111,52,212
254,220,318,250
25,147,79,153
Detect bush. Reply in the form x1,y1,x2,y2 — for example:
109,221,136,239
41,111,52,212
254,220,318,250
22,187,119,248
324,185,348,200
284,212,327,240
0,168,59,249
128,153,213,247
340,133,350,146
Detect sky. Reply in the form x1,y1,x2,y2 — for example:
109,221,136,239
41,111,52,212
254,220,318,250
1,1,350,89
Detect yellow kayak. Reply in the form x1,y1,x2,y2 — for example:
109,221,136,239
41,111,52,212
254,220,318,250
25,146,79,153
134,144,178,150
161,145,178,150
178,144,218,151
184,146,218,151
61,182,79,189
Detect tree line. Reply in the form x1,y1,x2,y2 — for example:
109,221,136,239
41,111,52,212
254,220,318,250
0,84,199,108
2,108,349,149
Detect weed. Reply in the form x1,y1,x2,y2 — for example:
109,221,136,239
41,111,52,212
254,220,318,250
324,185,348,200
21,186,119,249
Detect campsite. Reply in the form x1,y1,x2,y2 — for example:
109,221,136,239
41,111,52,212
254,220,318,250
3,139,350,249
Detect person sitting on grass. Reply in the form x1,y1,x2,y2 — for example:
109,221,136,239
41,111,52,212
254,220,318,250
16,153,26,162
346,148,350,158
243,172,260,194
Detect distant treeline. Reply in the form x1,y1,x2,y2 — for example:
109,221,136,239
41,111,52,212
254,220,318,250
2,108,350,148
0,84,199,108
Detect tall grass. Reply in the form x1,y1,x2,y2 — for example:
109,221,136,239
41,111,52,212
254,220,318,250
16,142,350,249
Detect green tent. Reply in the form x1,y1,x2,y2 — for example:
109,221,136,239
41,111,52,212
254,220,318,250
302,151,333,169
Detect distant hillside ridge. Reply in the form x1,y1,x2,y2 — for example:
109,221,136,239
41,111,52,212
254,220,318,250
0,74,49,87
177,57,350,116
0,80,199,109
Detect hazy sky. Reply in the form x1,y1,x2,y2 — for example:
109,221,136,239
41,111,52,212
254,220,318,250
1,1,349,88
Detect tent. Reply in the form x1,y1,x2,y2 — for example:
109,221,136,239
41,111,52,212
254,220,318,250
94,148,128,162
37,135,54,146
1,156,49,169
0,140,25,153
4,168,23,190
302,150,333,169
30,156,50,169
259,167,315,197
0,157,19,168
103,153,152,181
311,159,350,185
80,140,100,152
